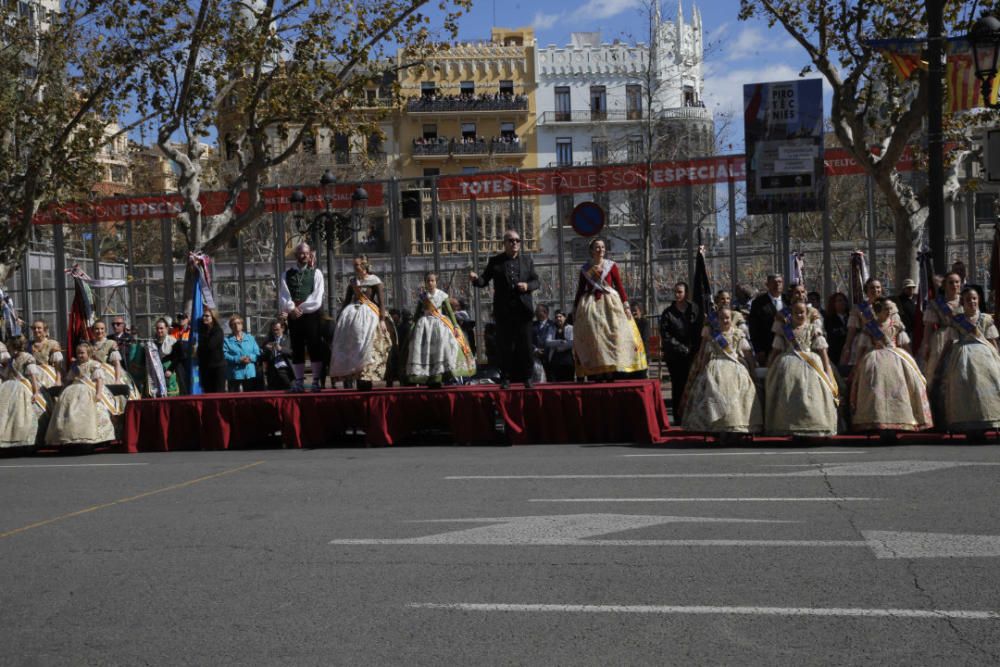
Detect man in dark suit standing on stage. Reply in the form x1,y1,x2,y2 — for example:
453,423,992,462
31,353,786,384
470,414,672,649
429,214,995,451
470,229,540,389
749,273,784,365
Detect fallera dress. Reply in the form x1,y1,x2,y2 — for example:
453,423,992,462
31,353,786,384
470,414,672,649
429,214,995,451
46,359,126,446
0,352,48,449
329,274,392,382
406,288,475,384
572,260,647,377
937,311,1000,432
682,326,763,434
765,319,839,436
848,303,932,432
91,337,141,400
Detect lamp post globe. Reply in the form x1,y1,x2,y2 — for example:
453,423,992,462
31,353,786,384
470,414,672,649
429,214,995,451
970,15,1000,107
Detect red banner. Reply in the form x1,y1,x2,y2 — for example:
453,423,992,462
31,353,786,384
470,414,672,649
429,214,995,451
33,145,921,224
34,183,384,225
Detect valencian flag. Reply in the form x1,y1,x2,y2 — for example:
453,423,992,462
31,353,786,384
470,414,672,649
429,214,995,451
186,253,216,395
874,40,927,81
848,251,869,305
67,266,96,352
947,40,1000,113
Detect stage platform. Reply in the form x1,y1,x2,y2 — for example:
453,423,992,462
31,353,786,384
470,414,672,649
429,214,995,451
123,379,672,451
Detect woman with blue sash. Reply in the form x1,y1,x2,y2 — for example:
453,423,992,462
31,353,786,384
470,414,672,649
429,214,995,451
937,288,1000,438
682,307,762,439
839,278,883,369
920,272,962,389
849,297,932,434
765,299,838,437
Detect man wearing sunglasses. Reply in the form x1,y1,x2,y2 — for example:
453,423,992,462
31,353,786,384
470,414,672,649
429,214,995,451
469,230,540,389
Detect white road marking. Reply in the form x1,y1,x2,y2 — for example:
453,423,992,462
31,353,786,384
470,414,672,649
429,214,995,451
446,461,999,480
331,515,1000,558
624,450,868,457
408,603,1000,620
863,531,1000,559
0,463,149,469
330,513,796,546
529,497,880,503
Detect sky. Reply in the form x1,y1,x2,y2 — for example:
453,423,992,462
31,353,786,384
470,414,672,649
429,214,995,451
443,0,832,154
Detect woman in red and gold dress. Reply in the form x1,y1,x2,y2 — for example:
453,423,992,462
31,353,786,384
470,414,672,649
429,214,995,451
572,237,647,380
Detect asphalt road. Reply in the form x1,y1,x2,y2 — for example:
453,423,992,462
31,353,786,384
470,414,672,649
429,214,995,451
2,442,1000,665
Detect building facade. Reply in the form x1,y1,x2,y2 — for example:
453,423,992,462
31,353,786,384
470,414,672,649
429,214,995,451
395,27,539,255
534,3,715,263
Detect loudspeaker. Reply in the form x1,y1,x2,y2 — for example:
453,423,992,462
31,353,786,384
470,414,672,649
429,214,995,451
401,190,422,218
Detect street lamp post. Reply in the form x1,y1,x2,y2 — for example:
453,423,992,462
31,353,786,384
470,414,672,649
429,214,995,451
288,174,370,314
927,0,946,276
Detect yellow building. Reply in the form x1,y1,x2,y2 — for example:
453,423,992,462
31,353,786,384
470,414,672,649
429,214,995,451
397,27,539,254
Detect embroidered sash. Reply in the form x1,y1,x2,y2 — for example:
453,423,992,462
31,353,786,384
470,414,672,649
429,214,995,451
422,291,473,359
16,376,47,411
77,374,123,415
782,323,840,404
581,261,614,295
351,282,382,318
857,302,887,343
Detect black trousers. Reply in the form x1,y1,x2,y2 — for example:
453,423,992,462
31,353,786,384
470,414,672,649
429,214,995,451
496,315,533,382
665,356,693,419
200,365,227,394
228,378,255,393
288,311,326,364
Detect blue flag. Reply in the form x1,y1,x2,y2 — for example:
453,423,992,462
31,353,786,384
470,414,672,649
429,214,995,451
188,276,203,395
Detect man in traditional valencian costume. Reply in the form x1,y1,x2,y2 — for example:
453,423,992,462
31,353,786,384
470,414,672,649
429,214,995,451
279,243,326,393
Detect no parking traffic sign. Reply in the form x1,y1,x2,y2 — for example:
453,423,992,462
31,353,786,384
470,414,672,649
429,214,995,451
570,201,605,237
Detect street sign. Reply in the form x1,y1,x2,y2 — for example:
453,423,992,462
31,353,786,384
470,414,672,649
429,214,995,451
570,201,605,237
743,78,826,213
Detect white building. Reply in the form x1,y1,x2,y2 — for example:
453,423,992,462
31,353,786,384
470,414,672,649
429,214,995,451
534,1,714,262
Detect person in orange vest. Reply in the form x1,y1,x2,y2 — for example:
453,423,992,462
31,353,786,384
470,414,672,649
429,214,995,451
169,312,191,342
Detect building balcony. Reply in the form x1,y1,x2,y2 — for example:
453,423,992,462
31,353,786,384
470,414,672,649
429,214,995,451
330,151,388,165
412,139,527,160
405,95,530,115
538,109,645,125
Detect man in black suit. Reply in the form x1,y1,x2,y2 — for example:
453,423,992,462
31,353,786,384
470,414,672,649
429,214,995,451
748,273,784,365
469,229,540,389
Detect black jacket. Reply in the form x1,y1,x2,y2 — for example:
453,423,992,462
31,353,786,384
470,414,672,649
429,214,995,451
749,293,782,355
197,323,225,369
472,252,539,321
659,301,700,361
824,312,850,365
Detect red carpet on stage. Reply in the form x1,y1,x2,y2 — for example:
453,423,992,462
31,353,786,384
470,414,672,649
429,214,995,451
123,379,672,451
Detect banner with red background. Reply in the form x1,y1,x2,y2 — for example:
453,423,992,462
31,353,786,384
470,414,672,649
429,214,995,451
33,146,915,225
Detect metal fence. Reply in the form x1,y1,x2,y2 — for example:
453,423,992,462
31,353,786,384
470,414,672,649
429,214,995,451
3,160,994,354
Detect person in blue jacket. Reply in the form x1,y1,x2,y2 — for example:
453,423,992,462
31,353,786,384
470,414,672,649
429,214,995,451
224,314,261,393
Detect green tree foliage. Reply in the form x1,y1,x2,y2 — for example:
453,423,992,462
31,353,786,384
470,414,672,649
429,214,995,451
0,0,163,282
132,0,471,261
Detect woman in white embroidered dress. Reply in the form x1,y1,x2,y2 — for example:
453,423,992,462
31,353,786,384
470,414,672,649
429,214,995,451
920,271,963,393
29,319,62,388
46,342,126,447
572,237,647,379
406,273,475,386
765,299,839,437
0,336,48,450
329,255,393,390
683,307,762,439
90,319,140,400
848,296,932,435
839,278,886,369
937,288,1000,438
